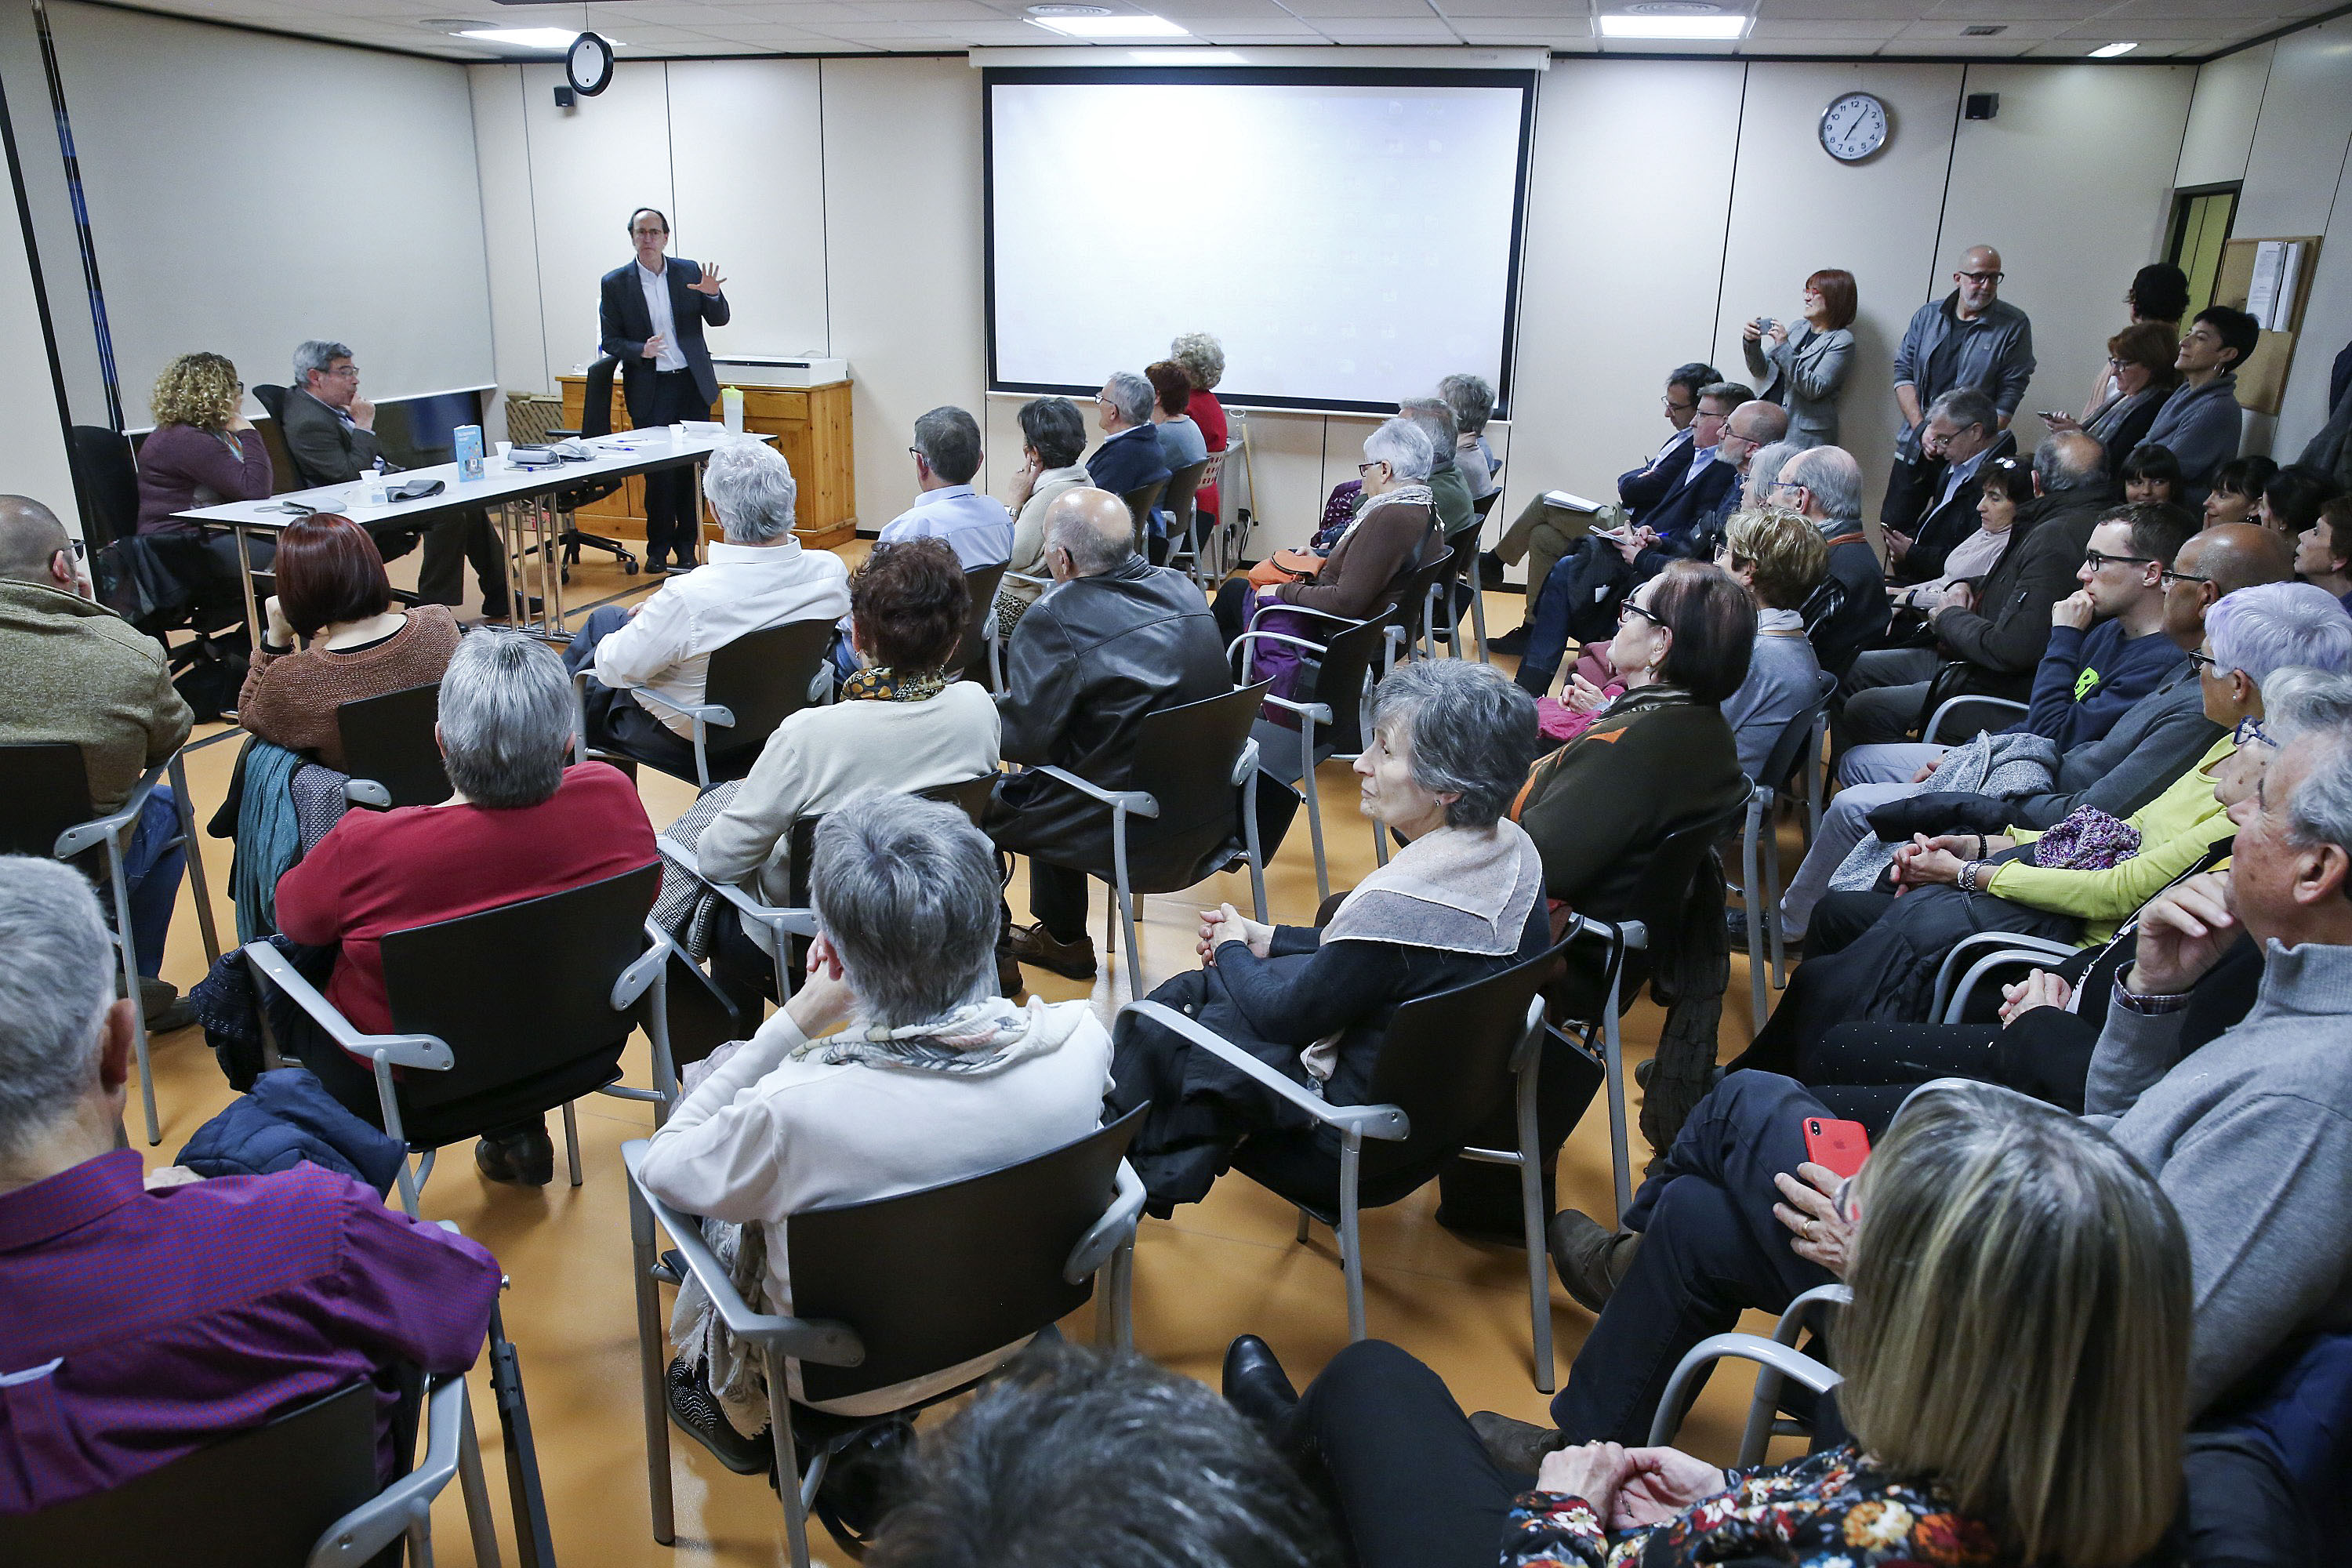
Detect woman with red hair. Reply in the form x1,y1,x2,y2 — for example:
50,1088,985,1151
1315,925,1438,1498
1742,267,1857,449
238,514,460,769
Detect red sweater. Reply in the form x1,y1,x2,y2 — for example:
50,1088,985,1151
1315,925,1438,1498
276,763,657,1036
1188,389,1229,521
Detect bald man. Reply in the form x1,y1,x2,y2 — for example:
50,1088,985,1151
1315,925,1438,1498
0,495,195,1022
986,487,1231,984
1886,243,2037,533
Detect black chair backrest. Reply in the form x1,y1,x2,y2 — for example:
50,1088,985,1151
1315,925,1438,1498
1121,680,1272,893
251,383,290,425
0,743,96,858
69,426,139,550
0,1380,384,1567
786,1106,1145,1406
337,682,449,808
580,355,620,440
1624,797,1753,951
1120,479,1167,546
1162,458,1210,542
1301,615,1394,757
1386,548,1456,641
702,619,837,760
950,561,1007,681
380,862,659,1112
782,773,1004,914
1755,681,1832,794
1472,488,1501,520
1362,937,1566,1174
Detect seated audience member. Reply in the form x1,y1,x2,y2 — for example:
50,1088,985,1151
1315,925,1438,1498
1881,387,2014,585
1215,419,1441,697
238,514,460,769
1483,360,1719,644
1761,443,1887,680
2147,307,2259,503
0,855,503,1516
566,441,851,781
0,495,194,1026
1146,360,1210,477
1890,452,2027,615
2204,454,2278,529
2299,493,2352,612
1399,397,1473,539
1789,665,2352,1132
277,631,657,1185
1087,370,1174,507
1778,522,2290,943
641,794,1112,1457
1171,331,1230,528
1836,432,2110,751
1440,372,1500,498
989,488,1229,982
995,396,1091,637
2012,502,2200,751
870,1341,1340,1568
691,539,1000,1000
2121,440,2182,507
2256,463,2340,545
1716,509,1827,780
1689,398,1789,542
280,339,505,612
1110,661,1548,1213
2123,259,2190,334
1229,1082,2187,1568
1740,267,1858,451
2056,321,2181,477
1508,387,1762,695
1539,701,2352,1449
1740,438,1797,511
877,405,1013,570
132,351,273,538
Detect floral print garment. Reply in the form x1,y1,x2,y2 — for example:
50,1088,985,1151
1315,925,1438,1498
1499,1444,2005,1568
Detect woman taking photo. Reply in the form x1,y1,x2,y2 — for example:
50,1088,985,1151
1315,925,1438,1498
1740,269,1857,449
1109,660,1548,1213
238,514,459,769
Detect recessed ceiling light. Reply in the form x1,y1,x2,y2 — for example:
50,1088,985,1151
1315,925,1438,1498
455,25,604,47
1624,2,1721,12
1130,48,1246,60
1961,24,2005,35
2089,39,2137,56
1026,12,1190,35
1597,12,1750,38
1024,4,1111,13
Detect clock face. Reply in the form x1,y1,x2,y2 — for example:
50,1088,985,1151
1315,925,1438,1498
567,31,615,96
1820,92,1890,163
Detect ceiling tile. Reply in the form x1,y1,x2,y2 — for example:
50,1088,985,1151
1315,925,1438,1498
1742,35,1891,49
1899,16,2064,36
1751,17,1909,35
2102,0,2325,13
1454,20,1592,38
1189,17,1333,33
2060,16,2245,34
1758,0,1956,20
1312,14,1461,33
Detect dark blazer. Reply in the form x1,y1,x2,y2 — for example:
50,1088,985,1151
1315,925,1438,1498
1893,429,2017,585
597,258,731,424
1804,526,1893,680
278,388,383,488
1635,452,1739,548
1087,423,1172,500
1617,431,1694,524
1932,491,2107,692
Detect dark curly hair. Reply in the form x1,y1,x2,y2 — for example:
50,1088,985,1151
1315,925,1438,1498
851,537,969,672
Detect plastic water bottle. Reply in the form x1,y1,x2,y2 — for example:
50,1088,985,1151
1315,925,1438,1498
721,386,745,434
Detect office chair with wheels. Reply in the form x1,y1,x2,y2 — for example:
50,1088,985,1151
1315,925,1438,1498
543,354,641,578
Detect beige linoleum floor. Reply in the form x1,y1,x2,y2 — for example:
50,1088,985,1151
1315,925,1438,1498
135,544,1799,1566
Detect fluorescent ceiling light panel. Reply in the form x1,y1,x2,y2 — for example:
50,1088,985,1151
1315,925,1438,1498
2088,39,2136,56
1596,12,1749,37
1026,13,1191,36
1130,47,1245,60
456,26,597,46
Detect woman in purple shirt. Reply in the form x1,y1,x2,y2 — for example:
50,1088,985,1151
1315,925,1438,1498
133,352,274,535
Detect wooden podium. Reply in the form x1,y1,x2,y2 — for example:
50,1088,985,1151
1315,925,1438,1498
554,376,856,549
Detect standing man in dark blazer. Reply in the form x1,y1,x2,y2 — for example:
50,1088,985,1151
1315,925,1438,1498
599,208,729,574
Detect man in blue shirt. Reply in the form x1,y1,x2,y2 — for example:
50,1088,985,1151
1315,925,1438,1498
878,405,1013,571
2024,503,2201,753
1086,371,1173,502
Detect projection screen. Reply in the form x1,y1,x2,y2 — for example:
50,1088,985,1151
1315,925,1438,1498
985,68,1537,415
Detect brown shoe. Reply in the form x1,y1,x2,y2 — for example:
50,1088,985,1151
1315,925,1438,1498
1548,1208,1641,1313
1005,922,1098,981
1468,1410,1568,1475
996,949,1028,1000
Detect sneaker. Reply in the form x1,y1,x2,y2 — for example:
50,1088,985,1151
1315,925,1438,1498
474,1124,556,1187
666,1356,776,1475
1547,1208,1642,1313
1476,550,1508,590
1005,921,1099,981
1489,623,1532,656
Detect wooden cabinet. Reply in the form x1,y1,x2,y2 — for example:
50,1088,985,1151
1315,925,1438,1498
554,376,857,549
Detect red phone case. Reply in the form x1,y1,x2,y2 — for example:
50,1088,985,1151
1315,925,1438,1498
1802,1117,1871,1180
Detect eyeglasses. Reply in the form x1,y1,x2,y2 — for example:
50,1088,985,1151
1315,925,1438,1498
2082,548,2158,571
323,365,360,380
1356,460,1386,477
908,445,924,459
2235,715,2275,749
1618,598,1667,629
2187,649,2220,676
2158,566,2211,589
1957,269,2005,284
1661,396,1695,413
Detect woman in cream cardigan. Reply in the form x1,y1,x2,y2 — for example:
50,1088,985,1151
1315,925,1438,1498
993,396,1093,636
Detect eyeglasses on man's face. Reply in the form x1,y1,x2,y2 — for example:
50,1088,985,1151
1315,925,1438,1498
323,364,360,381
1661,394,1694,414
2158,566,2211,590
1957,269,2005,284
2082,548,2158,572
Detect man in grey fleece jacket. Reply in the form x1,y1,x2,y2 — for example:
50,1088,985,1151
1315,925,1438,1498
2083,720,2352,1410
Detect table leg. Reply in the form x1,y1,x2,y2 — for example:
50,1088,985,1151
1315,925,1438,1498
540,492,568,631
232,524,260,640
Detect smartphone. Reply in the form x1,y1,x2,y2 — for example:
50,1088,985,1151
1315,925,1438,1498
1802,1117,1871,1180
2035,409,2071,423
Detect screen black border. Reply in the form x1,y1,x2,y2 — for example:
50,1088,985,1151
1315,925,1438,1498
981,64,1538,417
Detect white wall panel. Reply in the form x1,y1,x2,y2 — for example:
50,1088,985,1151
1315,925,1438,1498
2176,40,2270,190
667,60,831,362
0,178,74,519
517,60,676,379
470,66,546,401
2234,15,2352,239
2274,124,2352,453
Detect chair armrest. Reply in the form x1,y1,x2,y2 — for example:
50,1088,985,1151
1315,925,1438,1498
613,920,677,1011
655,836,818,941
241,941,453,1071
1769,1283,1853,1345
1647,1332,1842,1447
1924,694,2027,748
53,760,170,858
1003,569,1051,590
1258,691,1335,726
343,779,393,810
620,1141,863,1367
307,1374,470,1568
1125,1000,1409,1139
1929,931,2077,1021
1033,765,1159,819
1064,1160,1146,1283
627,683,735,731
1247,603,1370,636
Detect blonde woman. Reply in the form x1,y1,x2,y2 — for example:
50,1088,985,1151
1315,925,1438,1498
1715,508,1828,780
1224,1080,2188,1568
135,352,274,535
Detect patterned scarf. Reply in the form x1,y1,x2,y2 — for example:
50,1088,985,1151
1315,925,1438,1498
839,664,949,703
786,996,1054,1076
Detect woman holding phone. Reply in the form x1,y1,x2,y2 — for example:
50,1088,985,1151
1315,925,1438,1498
1742,269,1857,450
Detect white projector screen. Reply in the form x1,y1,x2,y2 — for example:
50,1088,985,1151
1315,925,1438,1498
985,69,1536,414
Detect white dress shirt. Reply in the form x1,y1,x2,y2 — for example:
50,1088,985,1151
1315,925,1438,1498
591,539,851,735
637,260,688,372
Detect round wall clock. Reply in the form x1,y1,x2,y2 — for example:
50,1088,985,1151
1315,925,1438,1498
566,31,615,96
1820,91,1890,163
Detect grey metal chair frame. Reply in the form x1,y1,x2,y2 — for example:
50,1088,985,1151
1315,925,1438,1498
242,920,678,1217
1647,1283,1851,1461
1923,691,2028,747
1127,992,1559,1390
574,622,837,792
1931,931,2082,1022
1737,672,1837,1029
621,1137,1146,1568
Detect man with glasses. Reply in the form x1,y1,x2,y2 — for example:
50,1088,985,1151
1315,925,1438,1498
1769,443,1886,681
2145,306,2259,506
599,208,730,574
1084,370,1174,506
1883,387,2015,586
1886,244,2036,535
877,405,1013,570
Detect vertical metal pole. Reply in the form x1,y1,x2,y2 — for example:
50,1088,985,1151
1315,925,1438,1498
1515,1014,1555,1393
626,1181,676,1546
169,753,220,964
1340,1134,1367,1341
